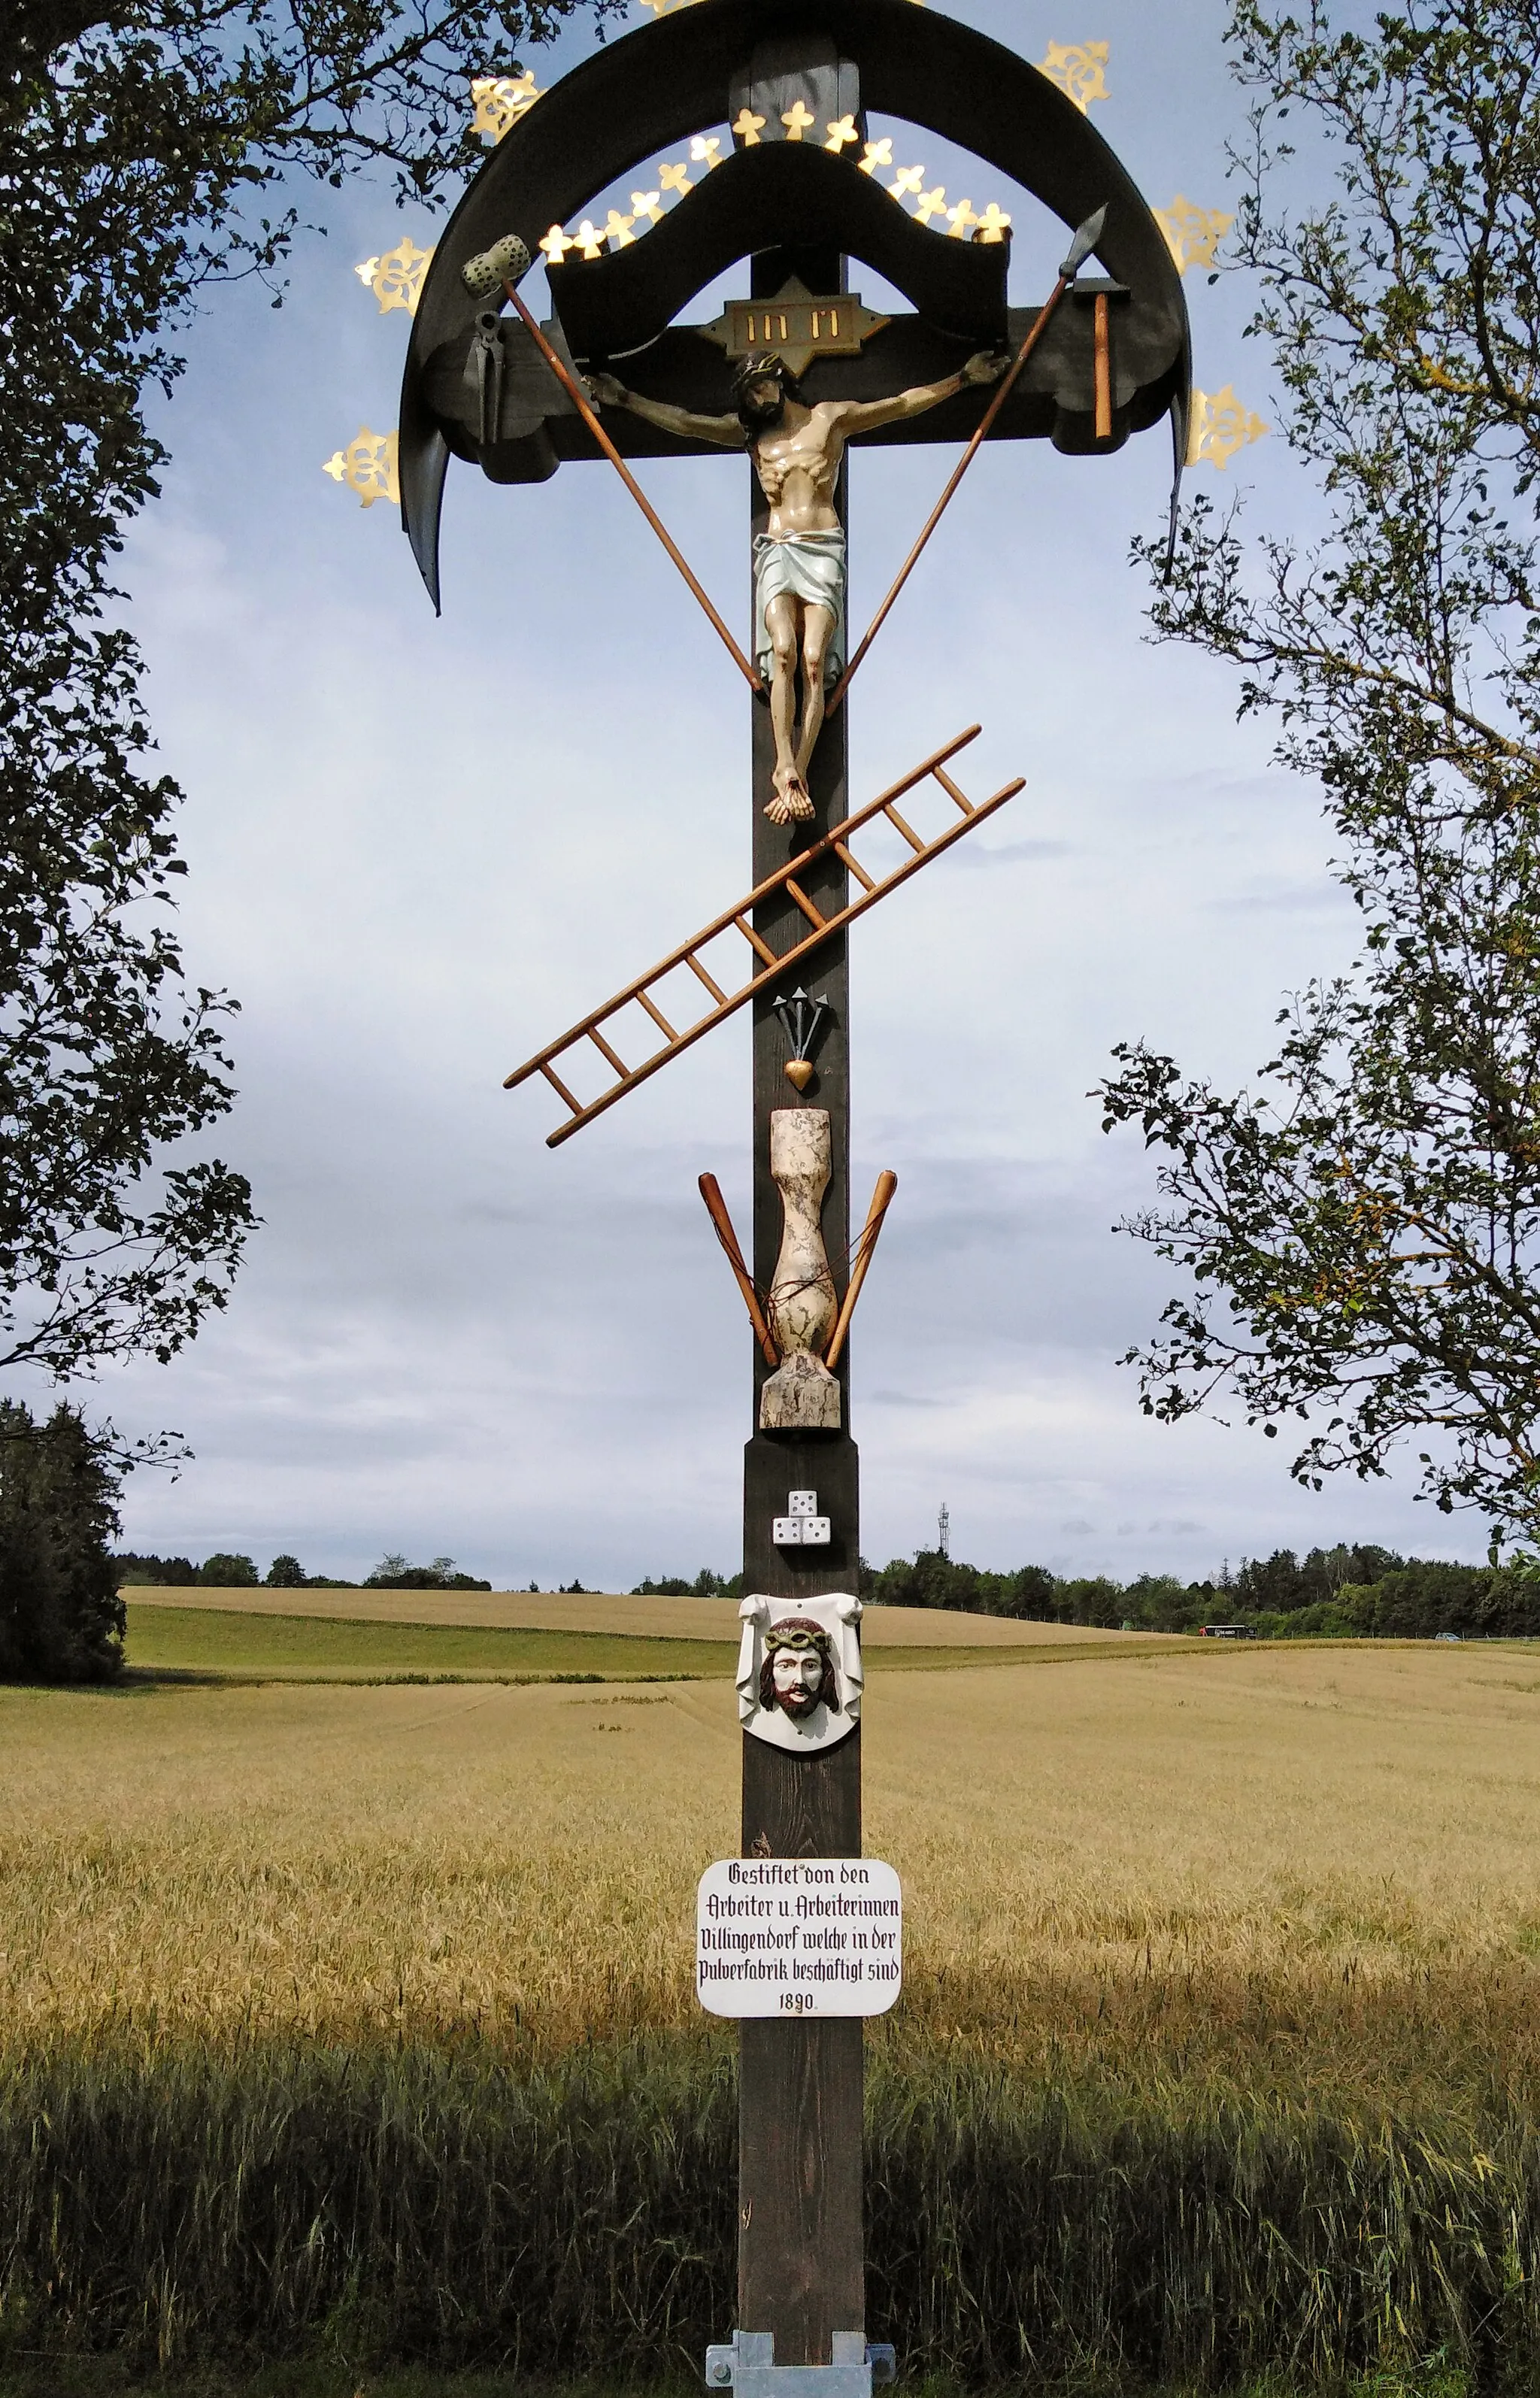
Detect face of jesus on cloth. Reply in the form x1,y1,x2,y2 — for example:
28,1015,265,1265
772,1645,824,1717
758,1618,840,1720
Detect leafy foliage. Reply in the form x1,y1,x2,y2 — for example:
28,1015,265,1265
0,1402,124,1679
1101,0,1540,1541
364,1553,491,1590
0,0,611,1387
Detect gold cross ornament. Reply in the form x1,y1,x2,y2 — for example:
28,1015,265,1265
859,138,893,175
945,197,978,239
781,99,817,139
733,106,766,145
824,114,860,153
659,159,693,196
540,223,578,265
914,184,948,224
973,202,1012,244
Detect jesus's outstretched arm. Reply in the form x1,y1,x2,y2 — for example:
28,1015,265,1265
830,350,1008,438
588,374,741,447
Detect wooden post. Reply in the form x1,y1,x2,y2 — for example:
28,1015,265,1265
739,236,865,2369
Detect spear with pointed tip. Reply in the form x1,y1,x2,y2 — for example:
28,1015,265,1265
828,205,1108,711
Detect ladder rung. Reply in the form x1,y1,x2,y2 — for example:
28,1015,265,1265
932,766,975,815
587,1025,628,1078
686,952,729,1005
637,988,678,1042
735,914,778,966
541,1059,583,1115
834,839,875,893
502,729,1029,1146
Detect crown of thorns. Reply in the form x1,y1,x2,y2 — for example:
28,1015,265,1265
733,351,799,402
764,1617,832,1654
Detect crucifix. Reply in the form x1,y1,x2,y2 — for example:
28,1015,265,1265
398,3,1189,2387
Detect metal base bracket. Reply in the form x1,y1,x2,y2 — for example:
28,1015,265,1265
705,2332,896,2396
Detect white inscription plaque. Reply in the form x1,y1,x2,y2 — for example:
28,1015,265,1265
696,1857,902,2018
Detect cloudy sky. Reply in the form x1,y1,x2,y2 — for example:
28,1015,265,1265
75,0,1467,1589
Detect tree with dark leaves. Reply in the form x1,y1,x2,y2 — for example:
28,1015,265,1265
0,1402,123,1681
0,0,610,1395
1100,0,1540,1546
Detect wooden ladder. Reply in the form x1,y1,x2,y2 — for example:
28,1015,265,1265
504,725,1025,1147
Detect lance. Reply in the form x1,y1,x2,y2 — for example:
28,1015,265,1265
828,205,1108,711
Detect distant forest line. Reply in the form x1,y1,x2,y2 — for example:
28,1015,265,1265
112,1544,1540,1644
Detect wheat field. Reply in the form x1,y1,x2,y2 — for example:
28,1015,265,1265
5,1639,1538,2112
7,1636,1540,2381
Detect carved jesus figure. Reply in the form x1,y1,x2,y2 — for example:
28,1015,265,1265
588,349,1007,822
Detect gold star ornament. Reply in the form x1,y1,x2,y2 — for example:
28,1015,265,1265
1154,195,1235,275
353,237,435,316
1187,387,1268,469
469,71,541,144
323,427,399,508
1037,41,1110,111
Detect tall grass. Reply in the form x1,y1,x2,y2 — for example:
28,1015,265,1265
6,1653,1540,2381
2,2037,1537,2385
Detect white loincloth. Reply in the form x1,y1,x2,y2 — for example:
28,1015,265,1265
753,528,847,689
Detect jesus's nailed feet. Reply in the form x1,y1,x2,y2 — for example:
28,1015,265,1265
765,767,814,825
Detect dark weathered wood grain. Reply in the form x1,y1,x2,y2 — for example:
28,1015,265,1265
738,236,865,2372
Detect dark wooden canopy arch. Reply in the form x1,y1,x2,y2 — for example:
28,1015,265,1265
400,0,1190,607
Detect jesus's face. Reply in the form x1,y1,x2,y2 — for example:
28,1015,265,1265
738,376,786,434
771,1646,824,1717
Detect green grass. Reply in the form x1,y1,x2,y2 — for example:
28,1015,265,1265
0,2375,1485,2398
119,1607,1059,1684
1,2037,1531,2387
121,1606,723,1682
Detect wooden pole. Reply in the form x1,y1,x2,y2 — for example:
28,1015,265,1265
699,1174,779,1369
739,228,865,2372
826,274,1075,712
824,1172,898,1373
502,280,762,692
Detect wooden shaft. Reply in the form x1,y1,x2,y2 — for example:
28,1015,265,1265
504,727,983,1091
699,1173,779,1367
824,1170,897,1369
827,276,1072,712
1094,292,1112,440
502,281,762,691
